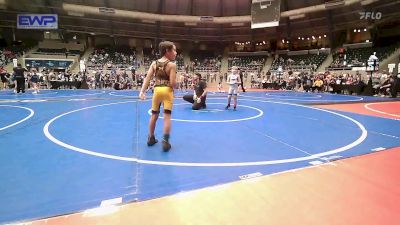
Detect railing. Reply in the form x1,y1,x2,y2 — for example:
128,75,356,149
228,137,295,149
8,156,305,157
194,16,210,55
32,52,80,56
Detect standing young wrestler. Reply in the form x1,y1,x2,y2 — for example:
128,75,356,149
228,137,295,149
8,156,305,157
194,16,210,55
225,66,241,110
238,68,246,92
140,41,177,152
30,69,40,94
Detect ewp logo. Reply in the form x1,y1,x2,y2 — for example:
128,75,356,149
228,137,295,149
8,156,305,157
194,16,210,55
359,12,382,20
17,14,58,29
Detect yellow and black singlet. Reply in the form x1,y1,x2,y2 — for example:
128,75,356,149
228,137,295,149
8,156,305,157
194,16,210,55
151,60,174,114
154,60,171,87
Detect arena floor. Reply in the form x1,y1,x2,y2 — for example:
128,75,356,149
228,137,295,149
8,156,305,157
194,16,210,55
0,89,399,224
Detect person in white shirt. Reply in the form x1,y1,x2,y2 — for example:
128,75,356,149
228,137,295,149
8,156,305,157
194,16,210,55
225,66,241,110
367,52,379,71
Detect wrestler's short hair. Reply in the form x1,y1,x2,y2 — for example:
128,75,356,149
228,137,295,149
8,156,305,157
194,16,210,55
159,41,175,56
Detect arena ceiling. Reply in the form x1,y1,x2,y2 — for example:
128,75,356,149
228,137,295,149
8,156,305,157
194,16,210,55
0,0,399,42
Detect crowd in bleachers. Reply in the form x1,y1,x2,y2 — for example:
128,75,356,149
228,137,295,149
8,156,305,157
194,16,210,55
0,46,27,67
189,55,221,72
329,46,397,69
142,48,159,69
87,46,138,70
228,56,265,73
271,53,327,72
175,54,184,71
1,42,399,97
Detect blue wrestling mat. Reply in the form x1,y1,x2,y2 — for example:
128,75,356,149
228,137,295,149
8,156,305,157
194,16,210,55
0,90,399,223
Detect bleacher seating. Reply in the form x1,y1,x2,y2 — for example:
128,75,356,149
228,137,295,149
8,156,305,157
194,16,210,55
35,48,82,56
0,46,27,67
189,50,221,72
329,45,398,68
87,46,137,69
271,53,327,71
175,54,184,71
228,55,265,72
143,48,159,69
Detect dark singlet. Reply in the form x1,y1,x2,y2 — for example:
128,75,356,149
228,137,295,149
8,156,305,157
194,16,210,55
31,74,39,83
154,60,170,87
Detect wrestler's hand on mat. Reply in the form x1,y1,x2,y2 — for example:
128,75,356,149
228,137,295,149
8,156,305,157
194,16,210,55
139,91,146,100
193,95,198,101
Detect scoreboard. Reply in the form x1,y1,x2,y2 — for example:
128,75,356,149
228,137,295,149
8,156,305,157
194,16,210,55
251,0,281,29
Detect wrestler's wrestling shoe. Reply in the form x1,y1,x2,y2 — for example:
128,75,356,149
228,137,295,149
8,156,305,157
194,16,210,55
162,140,171,152
147,136,158,146
162,134,171,152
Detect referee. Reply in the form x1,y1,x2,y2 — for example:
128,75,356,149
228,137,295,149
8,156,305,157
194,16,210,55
13,64,27,93
238,68,246,92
